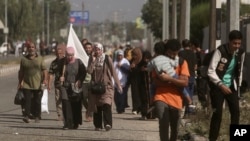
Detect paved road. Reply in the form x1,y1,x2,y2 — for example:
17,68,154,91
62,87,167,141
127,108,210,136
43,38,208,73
0,60,160,141
0,56,210,141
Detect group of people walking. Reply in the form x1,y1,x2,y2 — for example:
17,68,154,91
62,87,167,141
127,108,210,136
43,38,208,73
16,29,246,141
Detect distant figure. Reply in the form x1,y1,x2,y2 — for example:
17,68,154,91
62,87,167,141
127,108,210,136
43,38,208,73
82,42,94,122
129,47,143,115
113,49,130,114
179,39,197,116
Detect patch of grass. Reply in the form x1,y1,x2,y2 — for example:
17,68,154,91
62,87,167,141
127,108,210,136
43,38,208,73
186,91,250,141
0,57,22,66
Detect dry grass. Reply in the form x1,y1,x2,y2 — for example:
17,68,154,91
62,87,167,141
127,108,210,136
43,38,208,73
185,91,250,141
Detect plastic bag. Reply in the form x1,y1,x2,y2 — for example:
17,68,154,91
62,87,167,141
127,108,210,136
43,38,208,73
41,89,49,114
14,89,24,105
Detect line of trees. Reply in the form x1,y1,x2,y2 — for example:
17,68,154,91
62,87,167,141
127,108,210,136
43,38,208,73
0,0,70,44
141,0,250,43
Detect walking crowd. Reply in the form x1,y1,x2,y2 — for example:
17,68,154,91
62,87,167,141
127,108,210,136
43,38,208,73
16,30,246,141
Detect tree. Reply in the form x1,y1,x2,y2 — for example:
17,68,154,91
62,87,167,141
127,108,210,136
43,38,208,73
141,0,162,39
0,0,70,43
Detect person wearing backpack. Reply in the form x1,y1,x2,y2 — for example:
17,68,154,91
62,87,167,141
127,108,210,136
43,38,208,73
208,30,245,141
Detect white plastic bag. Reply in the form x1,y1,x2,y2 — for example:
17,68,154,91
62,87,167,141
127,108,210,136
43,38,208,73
41,89,49,114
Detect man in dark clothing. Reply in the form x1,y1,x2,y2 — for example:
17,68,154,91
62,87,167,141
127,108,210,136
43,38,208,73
48,44,66,121
179,39,197,116
208,30,245,141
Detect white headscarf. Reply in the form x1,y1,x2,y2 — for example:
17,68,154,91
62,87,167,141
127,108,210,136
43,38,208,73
94,42,105,66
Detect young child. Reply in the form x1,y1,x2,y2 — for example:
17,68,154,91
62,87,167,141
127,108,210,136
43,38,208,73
147,41,192,105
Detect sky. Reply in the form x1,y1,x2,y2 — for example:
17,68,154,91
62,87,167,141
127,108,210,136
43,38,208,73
69,0,147,22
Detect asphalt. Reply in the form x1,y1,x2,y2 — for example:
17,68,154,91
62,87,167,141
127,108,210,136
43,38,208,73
0,55,208,141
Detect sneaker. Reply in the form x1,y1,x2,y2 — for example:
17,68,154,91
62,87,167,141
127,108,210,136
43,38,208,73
23,117,30,123
132,111,137,115
188,104,196,113
35,117,40,123
105,124,112,131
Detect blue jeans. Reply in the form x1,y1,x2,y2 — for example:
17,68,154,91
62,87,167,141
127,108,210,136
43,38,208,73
155,101,180,141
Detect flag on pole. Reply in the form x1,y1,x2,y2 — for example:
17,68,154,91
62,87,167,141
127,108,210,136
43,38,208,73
67,24,89,66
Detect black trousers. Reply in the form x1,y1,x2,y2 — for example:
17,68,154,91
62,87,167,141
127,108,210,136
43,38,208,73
62,99,82,127
22,89,43,118
94,104,112,128
209,85,239,141
196,77,209,107
155,101,180,141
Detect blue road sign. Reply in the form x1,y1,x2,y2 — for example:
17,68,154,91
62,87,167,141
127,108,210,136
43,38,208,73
69,11,89,25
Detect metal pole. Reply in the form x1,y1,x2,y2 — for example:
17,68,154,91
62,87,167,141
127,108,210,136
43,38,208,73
4,0,8,44
179,0,186,42
216,0,221,48
185,0,190,39
209,0,216,51
47,2,50,47
42,0,45,42
171,0,177,39
162,0,169,40
82,0,84,38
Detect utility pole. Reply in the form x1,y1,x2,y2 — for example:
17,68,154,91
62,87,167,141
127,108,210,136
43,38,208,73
216,0,222,48
171,0,177,39
42,0,45,42
209,0,216,51
186,0,190,39
226,0,240,37
179,0,190,41
47,2,50,47
4,0,8,44
162,0,169,40
82,0,85,39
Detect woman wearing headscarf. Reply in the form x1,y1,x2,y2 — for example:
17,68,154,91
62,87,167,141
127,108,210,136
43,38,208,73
87,42,122,131
60,47,86,129
129,47,143,115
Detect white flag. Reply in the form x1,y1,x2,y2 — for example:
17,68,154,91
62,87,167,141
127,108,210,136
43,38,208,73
67,24,89,66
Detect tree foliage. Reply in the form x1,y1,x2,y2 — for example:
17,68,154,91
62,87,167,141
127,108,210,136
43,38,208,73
190,2,210,43
141,0,162,39
141,0,250,43
0,0,70,43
